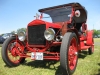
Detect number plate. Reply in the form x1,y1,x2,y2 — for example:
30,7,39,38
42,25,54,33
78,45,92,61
31,52,43,60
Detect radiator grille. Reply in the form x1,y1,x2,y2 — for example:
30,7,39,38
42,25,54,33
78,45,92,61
28,24,46,45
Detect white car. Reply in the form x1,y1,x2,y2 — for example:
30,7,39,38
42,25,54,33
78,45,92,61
2,33,13,40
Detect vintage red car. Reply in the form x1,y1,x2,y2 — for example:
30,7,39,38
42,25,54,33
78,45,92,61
1,2,94,75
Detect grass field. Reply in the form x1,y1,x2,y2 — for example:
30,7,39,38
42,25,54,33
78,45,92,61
0,38,100,75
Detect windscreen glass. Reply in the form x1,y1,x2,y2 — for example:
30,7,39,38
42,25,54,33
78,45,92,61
43,6,72,22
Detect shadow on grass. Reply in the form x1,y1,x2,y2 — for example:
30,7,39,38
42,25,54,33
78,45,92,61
78,50,88,59
23,60,58,70
22,60,64,75
55,66,64,75
95,63,100,75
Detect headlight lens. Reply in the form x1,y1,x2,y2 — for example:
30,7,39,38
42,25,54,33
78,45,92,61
44,28,55,41
17,31,26,41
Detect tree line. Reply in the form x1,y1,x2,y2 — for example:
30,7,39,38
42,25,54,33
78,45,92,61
93,29,100,37
11,28,26,34
0,28,26,36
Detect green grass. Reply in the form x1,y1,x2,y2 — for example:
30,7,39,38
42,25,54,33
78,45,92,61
0,38,100,75
94,38,100,42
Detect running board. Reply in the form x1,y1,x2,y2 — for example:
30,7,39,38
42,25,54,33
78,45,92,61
81,46,91,50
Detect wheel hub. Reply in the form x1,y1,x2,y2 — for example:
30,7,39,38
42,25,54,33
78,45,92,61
75,52,78,55
11,47,18,56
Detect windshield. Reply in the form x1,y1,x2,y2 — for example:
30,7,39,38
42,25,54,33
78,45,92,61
42,6,72,22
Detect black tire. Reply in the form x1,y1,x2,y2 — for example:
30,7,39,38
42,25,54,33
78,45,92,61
1,37,25,67
88,38,94,55
60,32,78,75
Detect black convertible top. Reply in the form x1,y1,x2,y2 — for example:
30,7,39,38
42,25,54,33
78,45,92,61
39,2,86,12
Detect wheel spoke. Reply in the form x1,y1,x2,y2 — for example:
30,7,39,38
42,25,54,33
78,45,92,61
72,43,75,49
6,40,22,64
70,60,74,66
68,37,78,70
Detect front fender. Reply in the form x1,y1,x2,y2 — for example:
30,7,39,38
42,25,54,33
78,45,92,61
86,30,93,45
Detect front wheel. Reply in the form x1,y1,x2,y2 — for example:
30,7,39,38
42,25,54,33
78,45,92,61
1,37,25,67
60,32,78,75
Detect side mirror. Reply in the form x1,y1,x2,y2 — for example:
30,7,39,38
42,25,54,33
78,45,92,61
75,10,80,17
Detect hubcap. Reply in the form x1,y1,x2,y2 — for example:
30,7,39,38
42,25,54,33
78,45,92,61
75,52,78,55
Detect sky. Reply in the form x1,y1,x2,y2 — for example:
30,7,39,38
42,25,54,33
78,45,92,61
0,0,100,34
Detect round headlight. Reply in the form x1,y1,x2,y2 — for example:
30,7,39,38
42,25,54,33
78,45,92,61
44,28,55,41
17,31,26,41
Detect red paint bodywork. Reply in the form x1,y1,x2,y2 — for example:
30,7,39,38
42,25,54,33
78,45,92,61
14,3,93,60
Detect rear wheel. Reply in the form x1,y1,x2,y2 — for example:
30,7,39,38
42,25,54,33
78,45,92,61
88,38,94,55
60,32,78,75
1,37,25,67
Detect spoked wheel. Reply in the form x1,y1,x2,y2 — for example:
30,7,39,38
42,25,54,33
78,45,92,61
1,37,25,67
60,32,78,75
88,38,94,55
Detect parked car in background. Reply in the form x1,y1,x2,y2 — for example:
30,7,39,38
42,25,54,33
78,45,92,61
93,35,98,38
0,33,13,44
98,35,100,38
2,33,13,40
93,35,100,38
0,35,5,44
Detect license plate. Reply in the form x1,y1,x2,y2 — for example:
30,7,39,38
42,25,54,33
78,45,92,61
31,52,43,60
